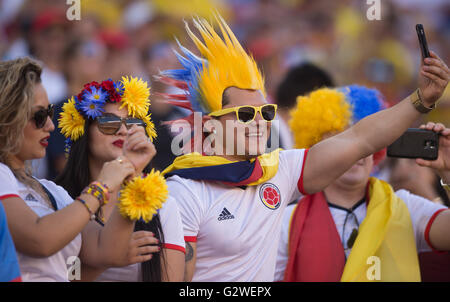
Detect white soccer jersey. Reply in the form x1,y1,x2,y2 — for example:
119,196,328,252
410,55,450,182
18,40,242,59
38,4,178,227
0,163,81,282
274,189,449,281
167,149,308,282
95,196,186,282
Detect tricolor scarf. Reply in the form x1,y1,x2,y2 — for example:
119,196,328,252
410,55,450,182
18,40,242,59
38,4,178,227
162,149,281,186
284,177,421,282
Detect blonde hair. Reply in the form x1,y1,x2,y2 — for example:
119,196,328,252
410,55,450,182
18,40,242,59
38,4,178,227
159,14,266,113
187,15,266,112
0,57,49,202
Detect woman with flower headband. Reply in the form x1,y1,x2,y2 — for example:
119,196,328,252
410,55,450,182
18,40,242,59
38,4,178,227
55,75,185,281
0,57,142,282
276,86,450,282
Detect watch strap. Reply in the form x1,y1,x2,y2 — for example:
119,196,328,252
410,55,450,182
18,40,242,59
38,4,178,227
410,89,435,114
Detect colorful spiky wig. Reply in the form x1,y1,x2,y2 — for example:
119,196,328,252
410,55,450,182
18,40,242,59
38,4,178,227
157,14,266,115
289,85,387,164
59,77,157,152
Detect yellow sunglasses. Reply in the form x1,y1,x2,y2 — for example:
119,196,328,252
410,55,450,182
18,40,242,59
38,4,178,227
209,104,278,124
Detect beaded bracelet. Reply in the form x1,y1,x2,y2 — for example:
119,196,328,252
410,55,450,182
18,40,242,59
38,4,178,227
82,182,110,206
75,197,96,221
91,181,110,200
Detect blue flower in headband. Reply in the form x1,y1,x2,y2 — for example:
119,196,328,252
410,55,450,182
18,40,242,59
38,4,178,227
80,87,107,118
113,80,124,96
83,86,107,103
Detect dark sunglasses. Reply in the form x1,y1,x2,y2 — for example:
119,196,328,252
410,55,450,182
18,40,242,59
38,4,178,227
209,104,278,124
342,211,360,252
32,104,54,129
96,115,146,135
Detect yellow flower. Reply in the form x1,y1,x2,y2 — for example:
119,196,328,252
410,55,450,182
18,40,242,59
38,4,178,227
120,76,150,118
118,170,168,223
59,97,85,141
140,114,157,142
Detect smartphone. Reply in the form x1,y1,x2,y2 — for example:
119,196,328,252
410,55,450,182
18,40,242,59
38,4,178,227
416,24,430,59
387,128,439,160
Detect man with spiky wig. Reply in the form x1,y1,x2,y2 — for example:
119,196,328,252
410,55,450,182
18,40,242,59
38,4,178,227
158,15,449,281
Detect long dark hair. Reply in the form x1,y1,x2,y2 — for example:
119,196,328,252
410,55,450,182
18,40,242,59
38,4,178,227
55,119,166,282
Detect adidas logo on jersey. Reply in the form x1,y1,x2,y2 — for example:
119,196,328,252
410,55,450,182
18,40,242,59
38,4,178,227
25,193,38,202
218,208,235,221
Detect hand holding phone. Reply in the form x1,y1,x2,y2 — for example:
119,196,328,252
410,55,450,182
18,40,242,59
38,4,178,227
415,24,449,106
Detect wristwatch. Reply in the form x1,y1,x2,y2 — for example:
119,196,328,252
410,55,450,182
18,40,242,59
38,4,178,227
441,179,450,192
410,89,435,114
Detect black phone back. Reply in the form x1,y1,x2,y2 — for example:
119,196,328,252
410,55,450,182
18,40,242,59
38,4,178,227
387,128,439,160
416,24,430,58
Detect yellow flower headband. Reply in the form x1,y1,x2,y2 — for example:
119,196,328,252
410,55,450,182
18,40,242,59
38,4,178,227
59,76,157,152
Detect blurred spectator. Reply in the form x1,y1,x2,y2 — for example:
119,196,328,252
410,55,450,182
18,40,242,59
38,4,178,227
99,28,148,81
389,158,450,207
47,39,107,179
29,8,69,104
274,62,335,149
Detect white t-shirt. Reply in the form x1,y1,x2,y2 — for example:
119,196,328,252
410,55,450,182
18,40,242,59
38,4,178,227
94,196,186,282
0,163,81,282
167,149,308,282
274,189,448,281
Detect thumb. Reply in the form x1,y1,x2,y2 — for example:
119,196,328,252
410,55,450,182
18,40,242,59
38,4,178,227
415,158,432,167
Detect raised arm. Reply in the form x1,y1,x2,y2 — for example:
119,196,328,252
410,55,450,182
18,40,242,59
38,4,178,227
303,51,450,194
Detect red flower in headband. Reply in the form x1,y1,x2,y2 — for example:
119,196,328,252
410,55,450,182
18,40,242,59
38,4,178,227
77,81,101,103
100,79,121,103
